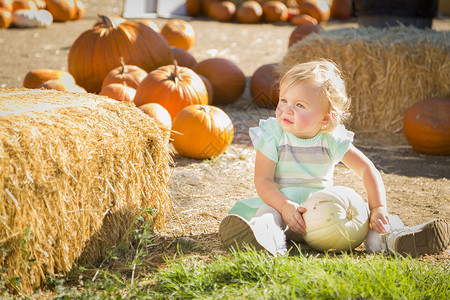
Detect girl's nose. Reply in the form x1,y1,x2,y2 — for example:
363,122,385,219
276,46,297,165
285,105,294,115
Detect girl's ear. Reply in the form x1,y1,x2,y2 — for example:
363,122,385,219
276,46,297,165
321,111,336,126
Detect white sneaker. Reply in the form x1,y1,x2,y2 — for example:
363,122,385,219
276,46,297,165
387,219,449,257
219,214,287,257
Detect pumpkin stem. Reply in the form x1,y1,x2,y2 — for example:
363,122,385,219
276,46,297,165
99,14,114,28
170,60,180,85
120,57,126,75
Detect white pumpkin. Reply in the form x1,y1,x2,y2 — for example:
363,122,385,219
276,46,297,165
302,186,369,252
12,9,53,28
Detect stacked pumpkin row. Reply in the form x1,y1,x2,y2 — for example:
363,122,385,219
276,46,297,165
186,0,352,25
0,0,84,29
22,17,241,160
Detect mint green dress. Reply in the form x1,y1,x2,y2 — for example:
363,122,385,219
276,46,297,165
228,118,354,221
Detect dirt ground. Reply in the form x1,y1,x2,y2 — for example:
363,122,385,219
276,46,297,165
0,0,449,263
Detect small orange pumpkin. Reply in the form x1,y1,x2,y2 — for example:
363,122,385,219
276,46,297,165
39,79,87,93
330,0,352,19
209,1,236,22
0,7,11,28
193,57,246,105
288,23,321,47
45,0,77,22
290,13,318,25
203,0,221,17
68,15,172,93
250,63,280,108
297,0,330,23
198,74,214,105
137,18,159,32
403,97,450,155
185,0,202,16
160,19,195,51
236,0,263,24
139,102,172,142
101,57,148,90
99,83,136,106
23,69,76,89
170,47,197,69
134,61,208,120
262,1,288,23
171,104,234,159
0,0,12,11
72,0,85,20
12,0,36,11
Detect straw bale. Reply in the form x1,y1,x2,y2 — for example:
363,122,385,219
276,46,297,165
0,88,173,294
278,26,450,133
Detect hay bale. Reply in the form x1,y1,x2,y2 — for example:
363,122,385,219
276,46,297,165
0,88,173,294
278,26,450,133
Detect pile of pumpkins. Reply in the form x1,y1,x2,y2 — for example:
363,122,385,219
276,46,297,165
22,16,240,160
186,0,352,25
0,0,85,29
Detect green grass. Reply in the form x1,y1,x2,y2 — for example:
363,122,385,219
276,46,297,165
19,246,449,299
150,249,449,299
4,221,449,299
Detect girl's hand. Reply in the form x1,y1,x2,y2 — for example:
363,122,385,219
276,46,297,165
370,206,390,234
281,200,307,235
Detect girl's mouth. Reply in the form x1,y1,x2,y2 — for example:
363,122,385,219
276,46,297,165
283,118,293,124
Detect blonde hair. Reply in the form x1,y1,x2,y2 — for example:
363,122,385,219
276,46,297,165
279,59,351,132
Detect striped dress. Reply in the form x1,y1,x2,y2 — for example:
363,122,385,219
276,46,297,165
228,117,354,221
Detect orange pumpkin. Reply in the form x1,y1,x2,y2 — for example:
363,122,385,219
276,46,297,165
45,0,77,21
290,13,318,25
288,23,321,47
137,18,159,32
101,57,148,90
68,15,172,93
250,63,280,108
287,7,300,20
296,0,330,23
170,46,197,69
72,0,85,20
0,7,11,28
99,83,136,106
12,0,36,11
160,19,195,51
198,74,214,105
0,0,12,11
236,0,263,23
23,69,76,89
262,1,288,23
171,105,234,159
134,61,208,120
193,57,246,105
203,0,221,17
33,0,46,9
39,79,87,93
185,0,202,16
139,102,172,132
209,1,236,22
403,97,450,155
330,0,352,19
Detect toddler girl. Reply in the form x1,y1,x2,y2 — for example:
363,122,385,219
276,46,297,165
219,60,448,257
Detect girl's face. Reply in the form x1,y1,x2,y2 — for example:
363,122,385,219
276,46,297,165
276,81,331,139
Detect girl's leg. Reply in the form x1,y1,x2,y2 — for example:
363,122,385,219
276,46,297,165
365,215,449,257
219,205,287,256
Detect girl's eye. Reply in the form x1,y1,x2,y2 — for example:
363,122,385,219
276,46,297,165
280,99,287,103
296,103,305,108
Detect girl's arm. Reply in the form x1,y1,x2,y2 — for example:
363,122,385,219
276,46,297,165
254,150,307,234
341,144,390,233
